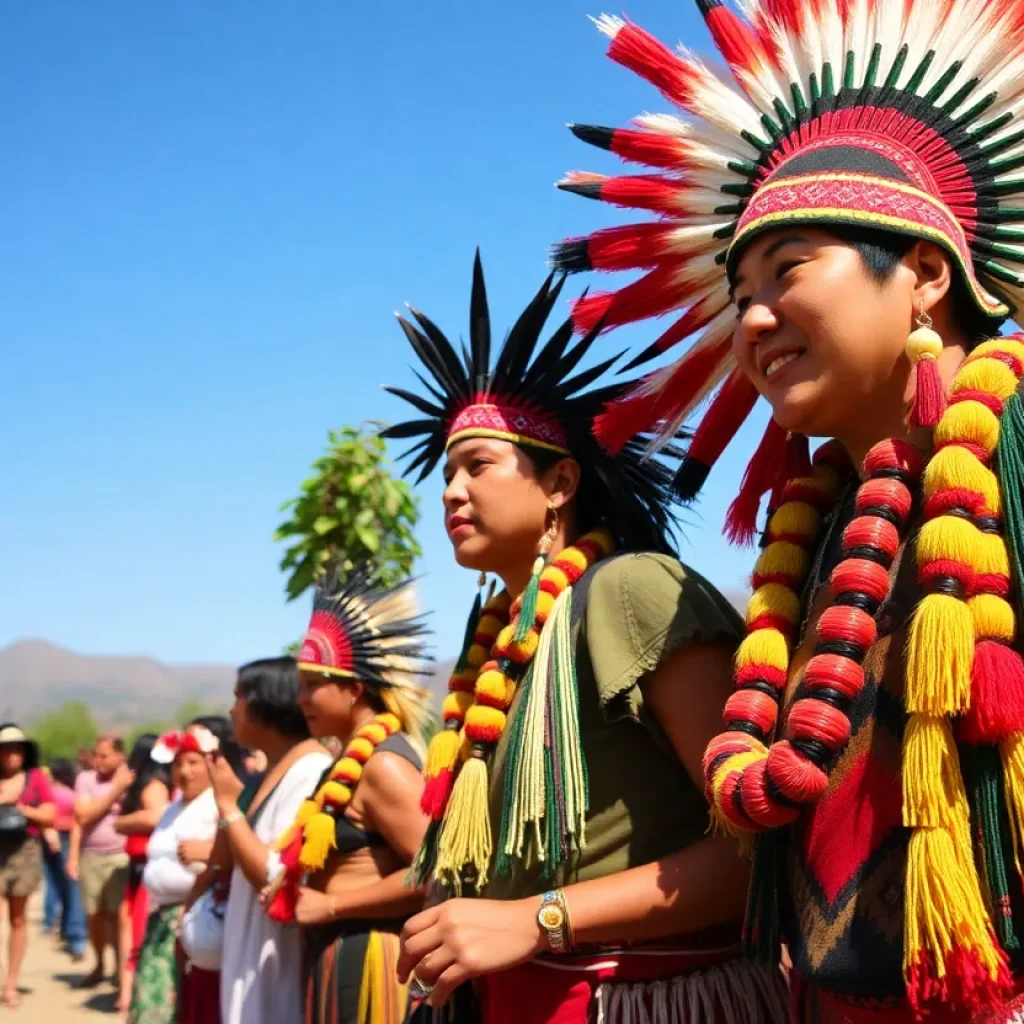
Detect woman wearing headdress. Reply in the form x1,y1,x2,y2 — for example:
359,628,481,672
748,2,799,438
262,569,433,1024
552,1,1024,1019
388,255,788,1023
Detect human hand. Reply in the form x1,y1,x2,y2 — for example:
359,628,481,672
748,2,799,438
112,763,135,795
294,888,338,926
177,839,211,867
398,897,544,1007
67,858,79,881
205,754,244,813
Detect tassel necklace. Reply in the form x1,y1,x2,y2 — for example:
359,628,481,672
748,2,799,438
266,711,403,923
414,527,614,893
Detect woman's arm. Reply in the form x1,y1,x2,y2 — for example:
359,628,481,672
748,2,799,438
183,831,232,913
20,801,55,829
398,640,747,1006
66,822,82,880
294,751,428,926
116,781,170,836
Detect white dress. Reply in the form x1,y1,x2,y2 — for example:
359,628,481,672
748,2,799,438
144,789,219,906
220,749,333,1024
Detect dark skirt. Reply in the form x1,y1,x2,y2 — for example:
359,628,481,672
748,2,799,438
304,919,410,1024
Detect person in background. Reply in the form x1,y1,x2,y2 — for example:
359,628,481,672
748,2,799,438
77,748,94,773
0,724,55,1008
188,657,331,1024
42,757,86,961
264,569,432,1024
129,718,228,1024
70,735,130,989
115,734,172,1014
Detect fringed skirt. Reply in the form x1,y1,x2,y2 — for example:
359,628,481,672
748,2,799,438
304,920,410,1024
474,938,790,1024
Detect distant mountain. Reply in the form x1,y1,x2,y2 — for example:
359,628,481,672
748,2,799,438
0,639,238,726
0,639,458,727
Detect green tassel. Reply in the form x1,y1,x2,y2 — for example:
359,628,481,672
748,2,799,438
964,745,1019,951
996,388,1024,594
408,818,442,887
513,555,545,644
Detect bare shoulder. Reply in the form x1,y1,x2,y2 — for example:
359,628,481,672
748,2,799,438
361,748,423,796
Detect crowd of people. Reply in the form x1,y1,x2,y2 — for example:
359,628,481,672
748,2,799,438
13,0,1024,1020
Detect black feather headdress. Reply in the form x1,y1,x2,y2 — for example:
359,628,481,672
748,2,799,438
381,252,685,554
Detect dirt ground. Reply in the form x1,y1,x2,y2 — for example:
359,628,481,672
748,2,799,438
0,892,119,1020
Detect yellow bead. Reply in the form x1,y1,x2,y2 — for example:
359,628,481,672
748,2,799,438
317,781,352,808
736,628,789,672
746,583,801,628
507,630,540,662
464,704,507,733
331,757,364,781
534,590,556,624
559,548,588,572
542,566,569,592
934,400,999,457
442,690,475,718
465,643,490,666
377,713,401,735
495,625,517,650
475,669,515,705
346,737,374,762
906,327,943,363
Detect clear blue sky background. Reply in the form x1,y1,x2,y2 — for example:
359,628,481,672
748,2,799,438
1,0,768,666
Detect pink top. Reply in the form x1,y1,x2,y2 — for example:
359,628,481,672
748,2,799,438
52,783,76,832
11,770,54,839
74,770,126,855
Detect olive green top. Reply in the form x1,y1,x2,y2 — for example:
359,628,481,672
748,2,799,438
483,552,744,900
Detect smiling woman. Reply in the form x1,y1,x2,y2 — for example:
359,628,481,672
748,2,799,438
379,254,789,1024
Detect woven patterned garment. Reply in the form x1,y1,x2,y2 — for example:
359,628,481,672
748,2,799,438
778,506,1024,1006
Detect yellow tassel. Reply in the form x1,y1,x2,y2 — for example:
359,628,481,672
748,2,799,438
435,756,493,892
906,593,975,714
755,541,810,582
923,447,1002,512
903,716,959,828
905,825,1003,987
294,799,319,830
745,583,801,629
299,811,337,870
934,401,1000,458
953,356,1019,402
969,593,1016,642
916,515,985,568
441,690,474,718
317,781,351,809
425,727,462,777
736,627,790,672
1001,733,1024,877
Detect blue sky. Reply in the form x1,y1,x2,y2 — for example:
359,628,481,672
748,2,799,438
1,0,766,666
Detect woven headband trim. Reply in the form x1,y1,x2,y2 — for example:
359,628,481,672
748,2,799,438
445,428,572,455
296,662,358,680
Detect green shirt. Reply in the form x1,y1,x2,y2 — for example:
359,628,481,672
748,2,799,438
484,552,743,900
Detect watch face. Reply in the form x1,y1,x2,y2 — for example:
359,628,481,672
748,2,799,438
539,904,565,930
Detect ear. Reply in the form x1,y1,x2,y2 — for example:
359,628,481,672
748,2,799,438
543,457,582,509
905,241,954,320
344,679,366,705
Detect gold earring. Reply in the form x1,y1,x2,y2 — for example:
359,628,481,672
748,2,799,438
539,502,559,556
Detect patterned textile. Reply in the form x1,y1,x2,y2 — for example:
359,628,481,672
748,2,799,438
304,923,409,1024
128,903,180,1024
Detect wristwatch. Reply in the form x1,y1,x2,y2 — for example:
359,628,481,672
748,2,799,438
537,890,572,954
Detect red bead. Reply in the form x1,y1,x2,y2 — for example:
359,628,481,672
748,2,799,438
863,438,923,479
803,654,866,700
739,759,800,828
972,573,1010,598
830,558,891,603
841,516,900,560
816,605,878,649
702,731,757,778
766,741,829,804
723,689,779,736
786,698,852,752
855,478,912,521
950,388,1004,416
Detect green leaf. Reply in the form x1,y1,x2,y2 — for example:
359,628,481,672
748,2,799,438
313,516,338,536
355,524,381,552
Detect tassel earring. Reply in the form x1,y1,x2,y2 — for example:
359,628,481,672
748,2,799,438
517,502,558,633
908,306,947,428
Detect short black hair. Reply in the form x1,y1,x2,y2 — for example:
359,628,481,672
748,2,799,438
237,657,309,741
825,225,995,347
48,757,77,789
188,714,245,776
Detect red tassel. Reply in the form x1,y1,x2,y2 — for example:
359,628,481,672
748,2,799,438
911,357,948,428
571,263,688,334
701,2,766,74
725,418,788,546
686,371,760,468
959,640,1024,745
266,879,298,924
420,769,454,822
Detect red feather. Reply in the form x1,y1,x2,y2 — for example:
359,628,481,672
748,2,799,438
607,21,703,110
571,264,688,334
725,418,788,546
686,370,760,468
